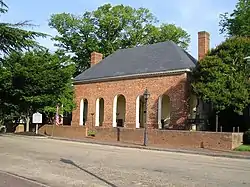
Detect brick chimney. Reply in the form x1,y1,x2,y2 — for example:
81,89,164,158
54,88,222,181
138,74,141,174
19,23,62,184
91,52,103,67
198,31,210,61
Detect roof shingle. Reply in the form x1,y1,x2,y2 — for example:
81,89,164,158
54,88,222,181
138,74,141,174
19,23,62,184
74,41,197,83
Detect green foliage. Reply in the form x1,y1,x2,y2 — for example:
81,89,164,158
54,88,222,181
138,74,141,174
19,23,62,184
0,50,76,123
0,1,47,56
87,130,96,136
49,4,190,76
0,61,16,125
234,144,250,151
0,0,7,13
243,129,250,145
192,37,250,114
220,0,250,37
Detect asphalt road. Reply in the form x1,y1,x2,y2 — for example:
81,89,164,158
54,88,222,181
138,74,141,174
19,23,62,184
0,135,249,187
0,171,46,187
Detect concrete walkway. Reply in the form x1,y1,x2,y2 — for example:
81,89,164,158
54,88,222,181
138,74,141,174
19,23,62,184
5,133,250,160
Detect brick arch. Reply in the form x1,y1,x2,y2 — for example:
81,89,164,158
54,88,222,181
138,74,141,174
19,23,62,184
112,94,126,127
136,95,146,128
79,98,88,126
157,94,171,129
95,97,105,126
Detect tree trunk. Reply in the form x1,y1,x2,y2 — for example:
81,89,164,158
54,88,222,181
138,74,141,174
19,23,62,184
26,116,30,132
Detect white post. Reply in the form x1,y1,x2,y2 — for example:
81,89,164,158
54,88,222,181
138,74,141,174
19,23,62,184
112,95,118,127
95,98,100,126
35,123,38,134
79,99,84,126
136,96,140,128
158,96,162,129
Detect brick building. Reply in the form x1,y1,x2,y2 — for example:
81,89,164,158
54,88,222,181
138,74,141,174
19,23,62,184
71,31,210,129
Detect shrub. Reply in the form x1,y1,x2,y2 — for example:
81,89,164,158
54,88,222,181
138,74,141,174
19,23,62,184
243,129,250,145
87,130,96,137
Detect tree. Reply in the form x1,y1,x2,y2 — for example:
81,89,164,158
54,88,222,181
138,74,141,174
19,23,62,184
49,4,190,76
0,50,75,131
192,37,250,115
0,0,46,56
220,0,250,37
0,64,15,126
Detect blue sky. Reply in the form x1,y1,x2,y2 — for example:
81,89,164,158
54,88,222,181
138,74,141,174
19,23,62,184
2,0,237,58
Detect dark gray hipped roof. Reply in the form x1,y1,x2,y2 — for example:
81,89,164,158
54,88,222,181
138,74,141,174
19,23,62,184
74,41,197,83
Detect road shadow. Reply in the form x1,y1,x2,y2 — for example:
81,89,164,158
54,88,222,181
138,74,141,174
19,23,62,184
60,158,118,187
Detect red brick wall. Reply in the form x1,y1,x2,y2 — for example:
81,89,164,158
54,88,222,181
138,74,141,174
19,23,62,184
39,125,87,139
198,31,210,61
148,130,233,150
91,52,103,67
72,73,190,129
39,125,243,150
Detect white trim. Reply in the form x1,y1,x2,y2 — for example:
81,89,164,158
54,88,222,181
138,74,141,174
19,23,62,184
74,69,191,84
95,98,100,126
158,96,162,129
136,95,140,128
112,95,118,127
79,99,84,126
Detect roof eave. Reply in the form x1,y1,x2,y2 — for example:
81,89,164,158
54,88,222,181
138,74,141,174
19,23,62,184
73,68,191,85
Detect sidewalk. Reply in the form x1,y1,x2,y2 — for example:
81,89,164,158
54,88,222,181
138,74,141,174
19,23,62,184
0,171,48,187
47,136,250,160
3,133,250,160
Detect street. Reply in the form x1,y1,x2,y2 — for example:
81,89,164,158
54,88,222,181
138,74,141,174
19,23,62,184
0,171,46,187
0,135,249,187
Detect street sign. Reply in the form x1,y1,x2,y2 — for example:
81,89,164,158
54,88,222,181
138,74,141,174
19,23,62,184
32,112,42,124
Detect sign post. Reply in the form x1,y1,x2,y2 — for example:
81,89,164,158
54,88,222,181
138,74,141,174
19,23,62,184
32,112,42,134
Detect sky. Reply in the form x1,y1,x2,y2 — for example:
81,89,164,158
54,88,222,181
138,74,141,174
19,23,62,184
2,0,238,58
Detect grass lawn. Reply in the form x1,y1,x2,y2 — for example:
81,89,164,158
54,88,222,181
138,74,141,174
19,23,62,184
234,144,250,152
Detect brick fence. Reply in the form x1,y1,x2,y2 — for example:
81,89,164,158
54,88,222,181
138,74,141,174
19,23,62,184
38,125,243,150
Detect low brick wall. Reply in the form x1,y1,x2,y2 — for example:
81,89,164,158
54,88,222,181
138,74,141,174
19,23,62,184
39,125,87,139
148,130,233,150
39,125,243,150
232,133,243,149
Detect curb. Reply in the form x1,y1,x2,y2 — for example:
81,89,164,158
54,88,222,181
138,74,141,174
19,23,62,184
1,133,48,139
48,136,250,160
0,170,51,187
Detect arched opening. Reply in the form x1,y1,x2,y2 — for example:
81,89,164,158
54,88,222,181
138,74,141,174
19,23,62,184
99,98,104,126
189,94,197,119
115,94,126,127
95,98,104,126
136,95,145,128
158,95,171,129
79,99,88,126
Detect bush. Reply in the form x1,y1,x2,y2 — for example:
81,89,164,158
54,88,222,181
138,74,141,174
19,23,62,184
87,130,96,137
243,129,250,145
